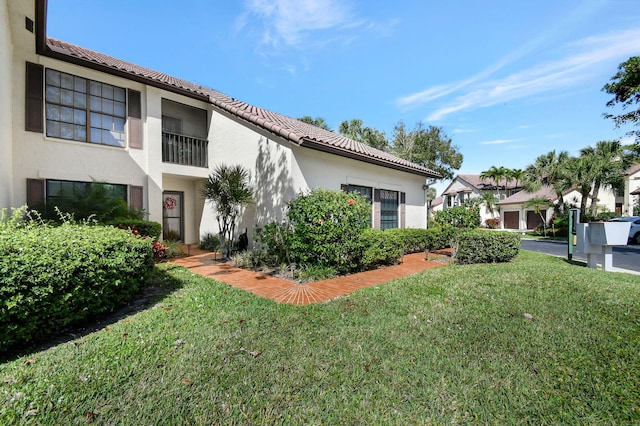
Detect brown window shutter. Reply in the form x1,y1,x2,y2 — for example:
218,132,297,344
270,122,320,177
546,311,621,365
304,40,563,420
129,185,144,210
400,192,406,229
373,189,381,229
26,178,45,208
128,89,143,149
25,62,44,133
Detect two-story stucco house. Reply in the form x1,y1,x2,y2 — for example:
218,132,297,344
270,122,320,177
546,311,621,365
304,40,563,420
0,0,440,245
439,174,521,226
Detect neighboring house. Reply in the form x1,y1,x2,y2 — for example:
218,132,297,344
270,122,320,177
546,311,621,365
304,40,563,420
623,163,640,216
497,186,583,230
498,182,624,230
430,196,443,213
439,174,521,226
0,1,440,244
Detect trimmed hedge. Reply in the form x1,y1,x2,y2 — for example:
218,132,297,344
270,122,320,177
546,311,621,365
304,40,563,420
384,226,457,253
361,228,404,269
453,230,520,264
105,219,162,240
0,221,154,352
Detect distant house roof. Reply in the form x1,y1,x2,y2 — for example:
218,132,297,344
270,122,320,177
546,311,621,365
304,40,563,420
431,196,443,207
41,37,439,178
457,174,520,191
498,186,569,205
626,163,640,176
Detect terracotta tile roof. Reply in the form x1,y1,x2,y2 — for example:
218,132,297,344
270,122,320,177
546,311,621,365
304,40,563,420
497,186,559,205
45,38,439,178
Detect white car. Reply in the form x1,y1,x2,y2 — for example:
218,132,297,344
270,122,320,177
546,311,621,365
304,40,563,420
609,216,640,244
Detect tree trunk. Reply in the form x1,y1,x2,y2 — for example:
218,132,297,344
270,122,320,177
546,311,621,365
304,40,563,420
589,181,601,217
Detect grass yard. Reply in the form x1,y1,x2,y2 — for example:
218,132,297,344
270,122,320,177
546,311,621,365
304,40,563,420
1,250,639,424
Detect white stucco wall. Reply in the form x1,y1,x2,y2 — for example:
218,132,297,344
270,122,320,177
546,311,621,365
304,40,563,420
10,55,150,211
0,1,14,208
4,1,431,245
290,145,428,228
628,171,640,215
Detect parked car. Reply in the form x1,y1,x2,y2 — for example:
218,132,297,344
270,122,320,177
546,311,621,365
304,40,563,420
609,216,640,244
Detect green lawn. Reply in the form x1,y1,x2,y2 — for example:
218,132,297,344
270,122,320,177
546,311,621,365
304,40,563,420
2,251,639,424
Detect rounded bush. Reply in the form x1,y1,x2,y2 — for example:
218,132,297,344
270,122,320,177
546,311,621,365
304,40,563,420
0,220,153,352
286,189,370,274
453,230,520,264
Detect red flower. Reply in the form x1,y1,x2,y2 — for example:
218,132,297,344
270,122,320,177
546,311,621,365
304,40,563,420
348,199,355,206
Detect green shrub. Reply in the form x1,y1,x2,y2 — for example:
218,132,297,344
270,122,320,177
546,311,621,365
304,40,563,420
200,232,221,252
0,214,154,353
434,206,480,228
254,222,291,266
105,219,162,240
229,250,256,269
162,239,184,258
286,189,370,274
384,228,427,253
361,228,404,269
383,226,457,253
299,264,338,282
453,230,520,264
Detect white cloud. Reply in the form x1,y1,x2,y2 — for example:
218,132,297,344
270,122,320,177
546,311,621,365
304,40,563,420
238,0,362,48
479,139,515,145
398,26,640,122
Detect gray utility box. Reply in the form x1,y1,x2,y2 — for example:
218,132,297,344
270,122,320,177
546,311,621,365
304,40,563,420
575,222,630,271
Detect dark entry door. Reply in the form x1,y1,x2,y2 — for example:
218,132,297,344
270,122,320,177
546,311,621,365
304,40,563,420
162,191,183,241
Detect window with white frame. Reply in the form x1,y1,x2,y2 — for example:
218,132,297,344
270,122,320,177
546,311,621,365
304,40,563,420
45,69,126,147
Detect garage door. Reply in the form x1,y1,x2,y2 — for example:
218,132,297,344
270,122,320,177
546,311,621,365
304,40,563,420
504,211,519,229
526,211,544,230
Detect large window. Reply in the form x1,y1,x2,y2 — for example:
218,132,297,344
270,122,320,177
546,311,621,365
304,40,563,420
46,180,127,204
45,69,126,147
380,189,399,230
342,184,372,203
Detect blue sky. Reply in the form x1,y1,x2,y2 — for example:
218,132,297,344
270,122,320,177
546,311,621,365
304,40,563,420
47,0,640,194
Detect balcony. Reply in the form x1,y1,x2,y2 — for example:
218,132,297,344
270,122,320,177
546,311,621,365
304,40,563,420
162,132,208,168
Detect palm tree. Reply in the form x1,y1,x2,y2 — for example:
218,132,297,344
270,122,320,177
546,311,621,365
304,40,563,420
580,140,632,216
298,116,331,131
563,156,593,216
523,151,571,213
480,166,508,199
507,168,524,191
479,192,499,217
201,164,253,258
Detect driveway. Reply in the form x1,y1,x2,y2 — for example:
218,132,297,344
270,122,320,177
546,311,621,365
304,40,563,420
520,239,640,273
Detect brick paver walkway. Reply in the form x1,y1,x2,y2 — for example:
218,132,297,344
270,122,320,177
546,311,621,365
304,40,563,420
170,251,448,305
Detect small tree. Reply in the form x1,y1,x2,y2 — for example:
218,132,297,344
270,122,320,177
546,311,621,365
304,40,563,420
201,164,252,258
478,192,499,217
523,196,552,236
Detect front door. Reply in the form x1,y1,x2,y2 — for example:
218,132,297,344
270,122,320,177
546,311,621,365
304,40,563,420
162,191,183,241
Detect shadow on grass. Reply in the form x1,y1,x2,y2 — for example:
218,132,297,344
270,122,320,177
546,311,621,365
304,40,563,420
562,258,588,267
0,266,184,363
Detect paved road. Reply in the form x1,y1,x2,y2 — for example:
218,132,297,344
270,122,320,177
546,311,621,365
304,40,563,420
520,239,640,273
